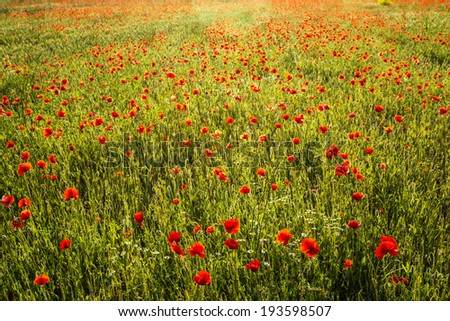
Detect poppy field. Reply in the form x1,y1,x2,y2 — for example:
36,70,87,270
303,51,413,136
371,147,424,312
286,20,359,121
1,0,449,301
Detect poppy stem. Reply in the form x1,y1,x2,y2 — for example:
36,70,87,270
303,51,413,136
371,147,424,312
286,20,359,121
298,257,302,297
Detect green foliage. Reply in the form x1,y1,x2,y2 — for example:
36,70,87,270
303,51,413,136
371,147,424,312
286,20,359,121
1,0,449,301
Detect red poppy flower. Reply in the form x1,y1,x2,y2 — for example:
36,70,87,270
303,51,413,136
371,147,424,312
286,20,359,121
249,116,258,123
34,274,50,285
376,236,399,259
93,118,104,126
36,160,47,170
226,117,235,124
392,274,410,285
287,155,295,162
168,231,181,243
206,226,214,234
63,188,79,201
188,242,206,258
224,218,240,234
343,259,353,270
224,239,239,250
6,141,15,149
43,127,54,138
240,133,249,140
239,186,251,194
300,238,320,258
59,239,71,250
203,149,213,158
20,210,31,221
335,164,349,177
18,198,31,208
166,72,176,79
256,168,266,177
365,148,374,154
293,115,304,124
193,225,201,233
57,110,67,118
392,274,399,285
354,173,364,181
351,192,364,202
170,243,185,256
18,163,32,176
324,144,340,159
11,220,23,229
245,259,260,272
172,198,180,205
1,195,15,207
98,136,107,144
399,276,410,285
133,212,144,225
21,151,30,160
292,137,300,145
277,228,293,246
193,271,210,285
374,105,384,112
394,115,403,123
48,155,57,164
258,135,268,142
347,220,361,230
271,184,278,191
318,126,329,134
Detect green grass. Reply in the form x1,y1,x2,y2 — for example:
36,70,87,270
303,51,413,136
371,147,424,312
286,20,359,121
1,0,449,301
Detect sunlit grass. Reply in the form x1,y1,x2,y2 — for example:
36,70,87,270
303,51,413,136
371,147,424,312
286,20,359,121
1,0,449,301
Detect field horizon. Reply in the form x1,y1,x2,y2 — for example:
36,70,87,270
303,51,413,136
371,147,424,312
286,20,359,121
1,0,449,301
